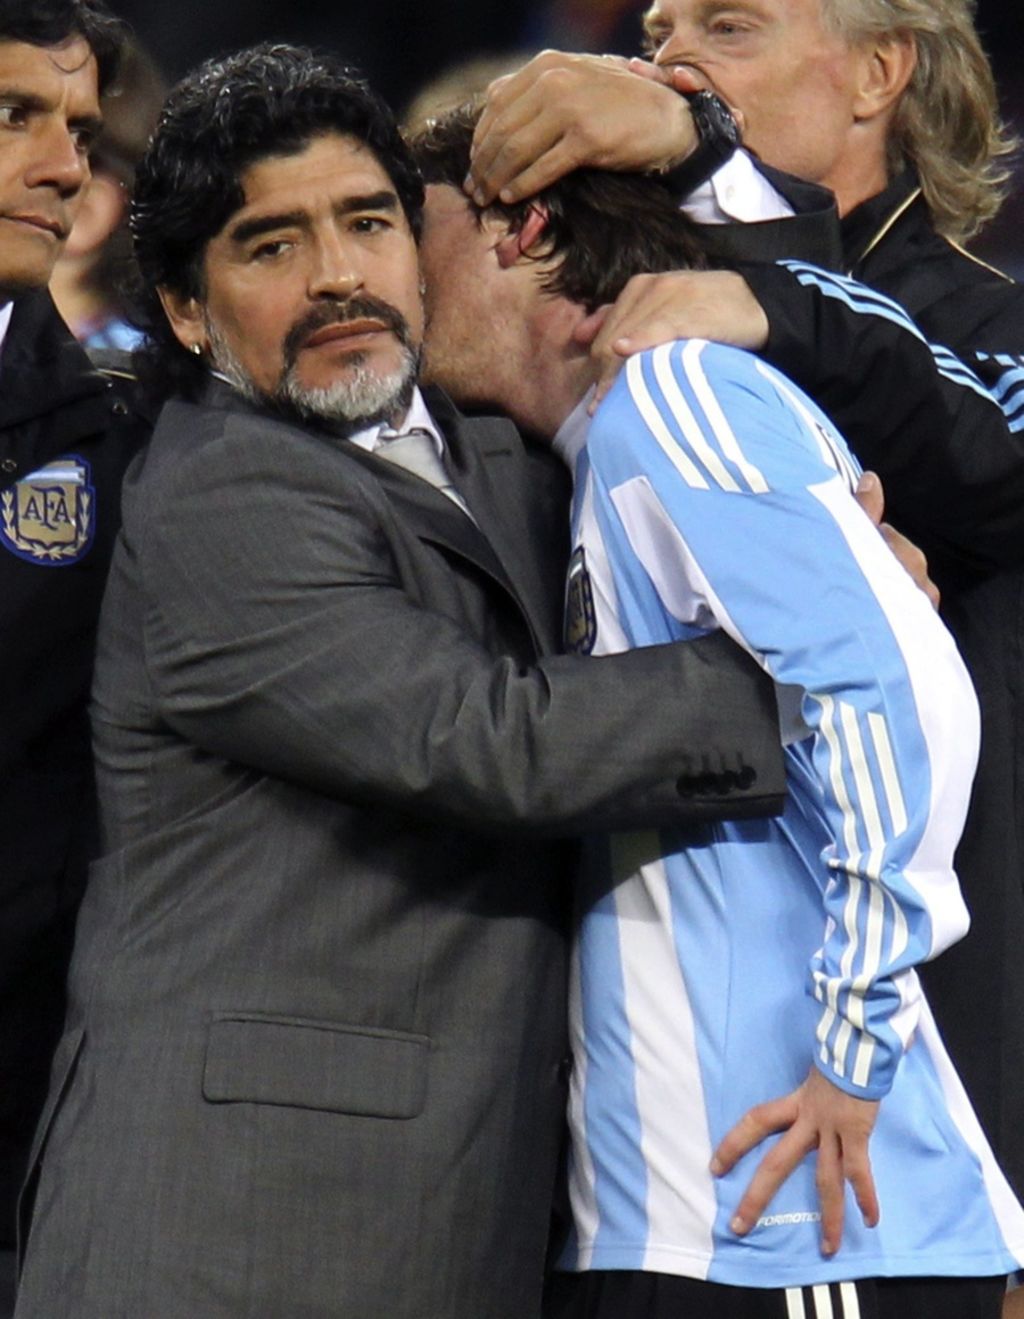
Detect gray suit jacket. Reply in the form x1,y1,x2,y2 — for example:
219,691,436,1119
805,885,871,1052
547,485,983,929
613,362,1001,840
17,382,784,1318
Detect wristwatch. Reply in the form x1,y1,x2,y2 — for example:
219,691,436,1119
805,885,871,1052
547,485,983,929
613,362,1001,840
658,90,741,197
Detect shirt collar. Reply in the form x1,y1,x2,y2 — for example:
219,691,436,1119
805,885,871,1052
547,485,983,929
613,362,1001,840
552,389,593,472
350,387,445,456
682,149,795,226
840,171,921,266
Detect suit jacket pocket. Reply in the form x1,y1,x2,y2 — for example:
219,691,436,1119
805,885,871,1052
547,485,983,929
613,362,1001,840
202,1013,429,1119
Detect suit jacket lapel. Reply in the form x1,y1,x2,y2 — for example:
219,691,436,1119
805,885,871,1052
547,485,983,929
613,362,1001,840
429,392,569,654
340,439,518,591
195,378,564,654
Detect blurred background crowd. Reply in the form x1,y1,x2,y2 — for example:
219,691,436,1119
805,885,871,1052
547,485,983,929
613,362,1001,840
105,0,1023,274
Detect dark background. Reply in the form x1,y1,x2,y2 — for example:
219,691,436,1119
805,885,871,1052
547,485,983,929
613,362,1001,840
106,0,1023,275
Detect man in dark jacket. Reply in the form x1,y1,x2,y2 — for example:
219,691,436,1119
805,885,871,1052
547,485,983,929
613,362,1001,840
466,0,1024,1211
0,4,143,1310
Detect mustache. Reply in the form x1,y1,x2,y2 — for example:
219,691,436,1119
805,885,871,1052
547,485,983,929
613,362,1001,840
281,296,416,371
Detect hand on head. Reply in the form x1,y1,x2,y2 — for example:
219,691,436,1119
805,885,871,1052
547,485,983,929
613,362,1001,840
466,50,699,206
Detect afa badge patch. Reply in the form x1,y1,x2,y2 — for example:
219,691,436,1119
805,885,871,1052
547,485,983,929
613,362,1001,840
564,545,596,655
1,456,95,566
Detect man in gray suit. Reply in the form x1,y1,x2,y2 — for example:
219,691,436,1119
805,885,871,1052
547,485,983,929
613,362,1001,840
14,44,785,1319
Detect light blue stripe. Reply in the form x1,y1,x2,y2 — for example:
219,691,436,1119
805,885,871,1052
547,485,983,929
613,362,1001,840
777,261,992,402
988,367,1024,403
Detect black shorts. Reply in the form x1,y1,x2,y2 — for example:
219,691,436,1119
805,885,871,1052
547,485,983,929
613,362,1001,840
544,1269,1007,1319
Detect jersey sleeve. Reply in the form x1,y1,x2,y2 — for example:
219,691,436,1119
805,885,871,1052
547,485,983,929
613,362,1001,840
585,339,980,1099
740,258,1024,578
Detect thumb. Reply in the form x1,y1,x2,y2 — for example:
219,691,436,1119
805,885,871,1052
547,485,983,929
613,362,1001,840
667,65,706,96
854,470,884,525
573,305,611,348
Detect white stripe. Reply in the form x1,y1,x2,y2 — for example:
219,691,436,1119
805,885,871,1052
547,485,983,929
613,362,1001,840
817,696,859,861
916,998,1024,1259
839,698,887,1089
650,344,742,491
682,340,770,492
816,697,863,1077
832,1017,853,1077
839,701,884,856
833,873,863,1076
608,478,718,631
612,840,718,1273
812,478,976,966
786,1288,806,1319
818,997,833,1071
563,472,625,1269
886,887,909,965
839,1280,861,1318
625,354,709,490
867,712,907,836
812,1283,834,1318
24,465,85,483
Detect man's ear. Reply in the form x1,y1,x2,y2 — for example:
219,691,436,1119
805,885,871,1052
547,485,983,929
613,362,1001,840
495,202,550,269
853,31,917,122
158,285,206,355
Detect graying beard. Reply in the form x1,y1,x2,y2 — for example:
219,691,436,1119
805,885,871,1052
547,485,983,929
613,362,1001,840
205,317,419,434
278,347,419,433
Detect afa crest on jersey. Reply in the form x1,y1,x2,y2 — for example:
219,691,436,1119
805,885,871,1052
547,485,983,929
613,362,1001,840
565,545,596,655
1,456,95,566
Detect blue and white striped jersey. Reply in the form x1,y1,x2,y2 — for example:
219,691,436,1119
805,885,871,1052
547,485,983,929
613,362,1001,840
557,339,1024,1287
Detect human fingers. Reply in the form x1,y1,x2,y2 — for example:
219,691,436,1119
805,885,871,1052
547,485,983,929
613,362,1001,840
470,52,611,201
469,53,696,203
815,1129,845,1256
664,64,706,96
879,524,940,609
586,272,771,411
627,57,675,85
469,85,557,203
572,305,611,350
584,281,661,410
853,470,884,525
843,1129,880,1231
588,310,690,411
604,271,770,353
663,68,746,134
711,1091,800,1178
724,1117,816,1237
